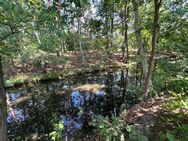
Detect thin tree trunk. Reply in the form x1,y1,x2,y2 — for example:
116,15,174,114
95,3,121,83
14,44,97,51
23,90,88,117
121,16,125,58
63,40,67,53
32,22,41,45
53,0,61,16
60,39,63,56
132,0,148,79
78,18,85,63
123,0,129,61
143,0,162,99
10,57,17,69
105,12,110,54
60,39,67,55
73,34,76,53
109,2,114,51
0,56,8,141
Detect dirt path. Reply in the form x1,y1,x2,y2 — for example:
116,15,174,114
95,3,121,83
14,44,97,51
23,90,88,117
121,96,171,139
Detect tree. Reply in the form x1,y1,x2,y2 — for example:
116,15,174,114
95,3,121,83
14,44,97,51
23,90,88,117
0,1,43,139
123,0,129,60
143,0,162,98
132,0,148,79
0,55,7,141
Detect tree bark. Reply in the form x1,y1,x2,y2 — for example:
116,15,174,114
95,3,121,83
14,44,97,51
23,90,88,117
122,0,129,61
78,18,85,63
32,22,41,45
109,2,114,51
53,0,61,16
105,12,110,54
132,0,148,79
143,0,162,99
0,56,8,141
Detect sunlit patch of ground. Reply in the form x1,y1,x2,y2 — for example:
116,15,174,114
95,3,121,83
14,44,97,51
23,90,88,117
122,96,171,124
121,96,172,139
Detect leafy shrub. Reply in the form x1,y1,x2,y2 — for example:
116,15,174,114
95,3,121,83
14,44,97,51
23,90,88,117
91,115,148,141
159,124,188,141
49,114,64,141
165,95,188,110
127,126,148,141
91,115,126,141
168,79,188,95
49,121,64,141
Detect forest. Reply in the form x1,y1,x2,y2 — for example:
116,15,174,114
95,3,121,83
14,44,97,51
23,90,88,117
0,0,188,141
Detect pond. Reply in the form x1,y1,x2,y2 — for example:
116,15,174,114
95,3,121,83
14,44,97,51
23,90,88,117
7,68,143,141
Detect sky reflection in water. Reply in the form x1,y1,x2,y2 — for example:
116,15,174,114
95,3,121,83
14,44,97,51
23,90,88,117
7,70,141,140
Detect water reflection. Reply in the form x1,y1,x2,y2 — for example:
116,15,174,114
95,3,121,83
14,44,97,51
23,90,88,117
7,69,142,140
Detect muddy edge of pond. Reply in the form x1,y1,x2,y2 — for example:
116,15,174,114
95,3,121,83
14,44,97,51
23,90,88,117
5,65,127,89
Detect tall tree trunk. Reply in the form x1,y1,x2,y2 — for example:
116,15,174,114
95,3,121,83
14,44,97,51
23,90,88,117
60,39,67,55
132,0,148,79
123,0,129,61
109,2,114,51
143,0,162,99
78,18,85,63
105,12,110,54
0,56,8,141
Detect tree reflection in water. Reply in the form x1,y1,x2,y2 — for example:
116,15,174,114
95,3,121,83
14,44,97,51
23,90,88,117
7,69,142,140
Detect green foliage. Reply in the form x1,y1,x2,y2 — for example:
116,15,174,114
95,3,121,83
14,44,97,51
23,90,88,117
159,124,188,141
5,75,28,87
91,115,149,141
155,96,188,141
152,57,188,92
164,93,188,111
91,115,126,141
127,126,148,141
166,132,175,141
168,79,188,95
49,121,64,141
49,114,64,141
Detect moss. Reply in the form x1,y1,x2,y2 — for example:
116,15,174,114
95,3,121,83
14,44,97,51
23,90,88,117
5,74,29,87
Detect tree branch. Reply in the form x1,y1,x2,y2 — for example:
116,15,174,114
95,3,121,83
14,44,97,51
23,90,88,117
0,26,33,42
0,32,15,42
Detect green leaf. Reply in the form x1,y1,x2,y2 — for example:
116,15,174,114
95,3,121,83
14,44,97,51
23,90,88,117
159,131,166,141
138,135,149,141
99,124,104,128
166,132,175,141
58,122,64,130
49,131,56,137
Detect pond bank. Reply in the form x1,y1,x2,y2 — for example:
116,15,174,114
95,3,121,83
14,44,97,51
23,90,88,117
5,61,127,88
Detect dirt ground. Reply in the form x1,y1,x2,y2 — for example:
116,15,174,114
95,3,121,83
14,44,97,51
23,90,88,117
121,95,172,140
3,51,126,77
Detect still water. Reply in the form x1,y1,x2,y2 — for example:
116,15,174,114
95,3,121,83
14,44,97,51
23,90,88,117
7,69,142,141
